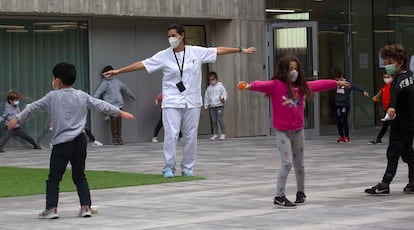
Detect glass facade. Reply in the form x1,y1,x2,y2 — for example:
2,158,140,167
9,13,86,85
266,0,414,133
0,18,89,146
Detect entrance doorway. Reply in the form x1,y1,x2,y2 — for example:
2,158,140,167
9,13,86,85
267,21,320,136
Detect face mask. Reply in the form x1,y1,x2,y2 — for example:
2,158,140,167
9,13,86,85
383,78,392,84
288,70,299,82
13,100,20,107
385,64,397,75
168,37,180,49
103,74,112,80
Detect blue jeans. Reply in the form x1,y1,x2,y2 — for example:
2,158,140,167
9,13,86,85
46,133,91,209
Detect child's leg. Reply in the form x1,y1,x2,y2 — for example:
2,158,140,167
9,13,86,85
275,129,293,197
116,116,122,142
110,116,117,143
46,141,71,209
335,106,344,137
209,107,219,135
13,127,39,147
341,107,350,137
291,129,305,193
382,126,404,184
217,106,226,134
400,130,414,183
377,111,390,141
153,113,163,137
69,133,91,207
84,128,95,142
0,128,14,149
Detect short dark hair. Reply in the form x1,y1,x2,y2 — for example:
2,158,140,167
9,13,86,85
167,23,186,44
52,62,76,86
380,44,407,70
208,71,218,80
7,91,19,102
101,65,113,74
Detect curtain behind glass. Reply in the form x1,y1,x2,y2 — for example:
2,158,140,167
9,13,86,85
0,19,89,147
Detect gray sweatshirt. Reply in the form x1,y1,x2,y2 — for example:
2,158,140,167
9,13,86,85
1,102,21,128
93,78,136,108
16,88,120,145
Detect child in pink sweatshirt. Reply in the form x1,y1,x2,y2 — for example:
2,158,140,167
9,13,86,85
239,53,350,208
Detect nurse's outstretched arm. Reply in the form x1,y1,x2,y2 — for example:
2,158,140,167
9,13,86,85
216,47,256,55
104,61,145,76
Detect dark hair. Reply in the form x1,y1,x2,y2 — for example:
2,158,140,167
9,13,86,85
330,67,344,79
101,65,113,74
52,62,76,86
271,53,313,100
208,71,218,80
167,23,186,44
7,91,19,102
380,44,407,70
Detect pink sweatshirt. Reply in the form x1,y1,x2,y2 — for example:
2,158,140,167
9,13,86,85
250,79,337,131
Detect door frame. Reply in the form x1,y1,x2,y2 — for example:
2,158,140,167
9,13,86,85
266,21,320,136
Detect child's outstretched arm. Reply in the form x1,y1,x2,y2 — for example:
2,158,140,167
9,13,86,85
118,110,135,120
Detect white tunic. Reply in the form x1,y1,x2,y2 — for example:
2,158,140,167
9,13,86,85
143,45,217,108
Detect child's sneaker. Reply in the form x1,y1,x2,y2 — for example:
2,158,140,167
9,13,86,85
219,134,226,140
368,139,382,144
152,137,159,143
403,182,414,193
79,205,92,218
209,134,219,141
273,196,297,209
38,207,59,219
337,137,345,143
364,182,390,195
92,140,103,146
344,137,351,143
295,191,306,204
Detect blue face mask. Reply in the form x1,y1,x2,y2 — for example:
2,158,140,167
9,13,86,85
13,100,20,107
385,64,397,75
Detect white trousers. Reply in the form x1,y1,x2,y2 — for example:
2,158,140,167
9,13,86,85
162,107,201,172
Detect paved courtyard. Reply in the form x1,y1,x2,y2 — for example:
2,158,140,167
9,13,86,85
0,128,413,229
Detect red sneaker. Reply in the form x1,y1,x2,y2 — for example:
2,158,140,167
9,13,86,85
344,137,351,143
337,137,345,143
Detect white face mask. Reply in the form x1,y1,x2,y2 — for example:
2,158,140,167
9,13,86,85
383,78,392,84
288,70,299,82
168,37,180,49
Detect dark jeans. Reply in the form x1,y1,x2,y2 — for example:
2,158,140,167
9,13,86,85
84,127,95,142
0,127,38,148
110,115,122,142
382,126,414,185
46,133,91,209
335,106,349,137
376,110,390,141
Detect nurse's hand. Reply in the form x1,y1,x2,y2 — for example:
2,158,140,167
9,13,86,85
103,69,120,77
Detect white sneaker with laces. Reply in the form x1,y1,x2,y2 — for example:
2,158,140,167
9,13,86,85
209,134,219,141
219,134,226,140
79,205,92,217
92,140,103,146
38,207,59,219
152,137,159,143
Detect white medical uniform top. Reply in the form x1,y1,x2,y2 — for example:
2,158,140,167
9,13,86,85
143,45,217,108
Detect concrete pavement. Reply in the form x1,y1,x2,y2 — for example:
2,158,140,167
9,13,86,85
0,128,413,229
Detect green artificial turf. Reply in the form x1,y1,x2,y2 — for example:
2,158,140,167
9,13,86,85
0,167,204,198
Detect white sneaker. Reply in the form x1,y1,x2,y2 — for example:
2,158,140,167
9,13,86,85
209,134,219,141
38,207,59,219
152,137,159,143
92,140,103,146
219,134,226,140
79,205,92,218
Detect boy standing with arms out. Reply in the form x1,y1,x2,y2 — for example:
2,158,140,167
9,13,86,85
365,44,414,195
8,63,134,219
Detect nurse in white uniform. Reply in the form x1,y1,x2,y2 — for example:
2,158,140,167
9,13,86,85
105,23,256,178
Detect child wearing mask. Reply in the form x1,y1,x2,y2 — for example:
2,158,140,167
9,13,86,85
204,71,228,140
365,44,414,195
369,74,392,144
0,91,41,152
94,65,136,145
239,53,350,208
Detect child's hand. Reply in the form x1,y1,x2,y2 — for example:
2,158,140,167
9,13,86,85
8,117,18,131
238,81,250,90
363,91,369,97
336,80,351,88
119,110,135,120
372,96,379,102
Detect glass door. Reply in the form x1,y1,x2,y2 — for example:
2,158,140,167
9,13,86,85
267,21,320,136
